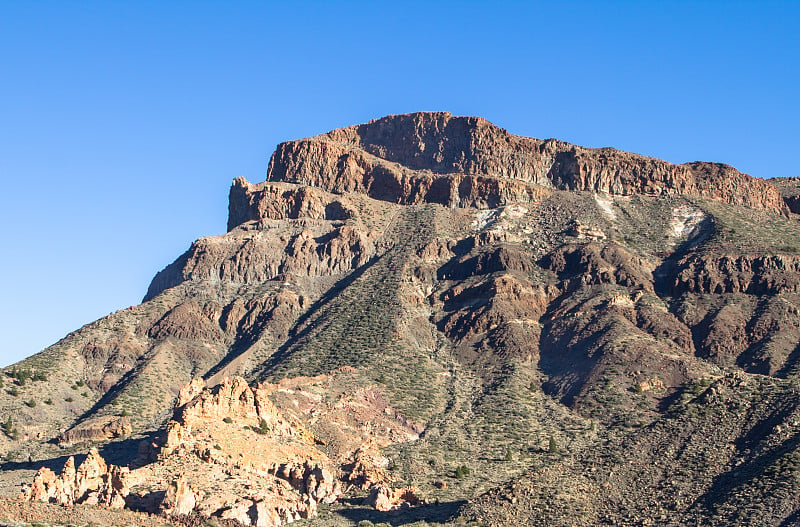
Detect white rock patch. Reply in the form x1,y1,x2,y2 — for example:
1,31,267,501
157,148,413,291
594,193,617,220
669,206,706,239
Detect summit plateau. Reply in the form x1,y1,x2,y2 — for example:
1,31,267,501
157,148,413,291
4,112,800,526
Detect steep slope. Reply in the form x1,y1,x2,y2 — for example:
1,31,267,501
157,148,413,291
2,112,800,526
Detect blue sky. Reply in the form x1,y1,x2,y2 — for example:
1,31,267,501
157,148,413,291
1,1,798,367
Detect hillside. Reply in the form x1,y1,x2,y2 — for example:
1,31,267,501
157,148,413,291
3,112,800,526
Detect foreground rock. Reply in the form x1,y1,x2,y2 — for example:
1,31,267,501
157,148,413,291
21,376,414,526
364,485,424,512
19,449,129,509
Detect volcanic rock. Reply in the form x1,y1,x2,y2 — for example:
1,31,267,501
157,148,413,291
19,449,129,509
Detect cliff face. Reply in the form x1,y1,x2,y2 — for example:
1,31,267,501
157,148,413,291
260,112,785,214
4,113,800,527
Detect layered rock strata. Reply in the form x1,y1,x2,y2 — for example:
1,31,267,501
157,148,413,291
259,112,784,214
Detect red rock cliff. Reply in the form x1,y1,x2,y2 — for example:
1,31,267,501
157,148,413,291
242,112,784,219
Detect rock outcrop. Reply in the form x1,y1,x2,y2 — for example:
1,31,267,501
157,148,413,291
671,253,800,296
364,485,424,512
160,476,196,516
19,449,129,509
157,376,314,459
56,415,132,446
768,176,800,214
263,112,785,213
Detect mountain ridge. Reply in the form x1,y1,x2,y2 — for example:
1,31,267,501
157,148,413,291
264,111,785,213
3,113,800,526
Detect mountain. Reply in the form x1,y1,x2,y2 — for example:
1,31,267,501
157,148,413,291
3,112,800,526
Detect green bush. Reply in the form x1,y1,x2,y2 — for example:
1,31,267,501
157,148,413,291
2,417,18,441
549,436,558,453
455,464,470,479
255,418,270,434
357,521,375,527
11,368,31,384
65,396,74,403
24,399,36,408
8,387,19,397
223,417,233,424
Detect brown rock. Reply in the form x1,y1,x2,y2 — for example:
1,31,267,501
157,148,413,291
672,253,800,295
176,377,206,407
160,475,196,516
266,112,785,213
364,485,424,511
172,377,310,443
19,449,129,509
56,415,132,446
272,461,341,505
146,300,223,341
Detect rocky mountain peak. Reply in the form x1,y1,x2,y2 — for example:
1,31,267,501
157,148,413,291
224,113,785,232
7,113,800,527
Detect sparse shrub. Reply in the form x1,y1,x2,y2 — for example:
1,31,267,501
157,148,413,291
214,444,222,450
32,372,47,382
223,417,233,424
44,398,53,405
549,436,558,453
24,399,36,408
2,417,19,441
357,521,375,527
8,387,19,397
75,380,85,387
11,368,31,384
257,418,270,434
65,396,74,403
81,391,89,398
70,384,78,390
504,449,513,462
455,464,470,479
120,409,129,417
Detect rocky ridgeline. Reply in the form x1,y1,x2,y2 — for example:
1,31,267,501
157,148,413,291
19,376,420,527
8,113,800,527
251,112,785,215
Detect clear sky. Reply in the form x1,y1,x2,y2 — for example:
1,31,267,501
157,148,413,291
1,1,798,367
